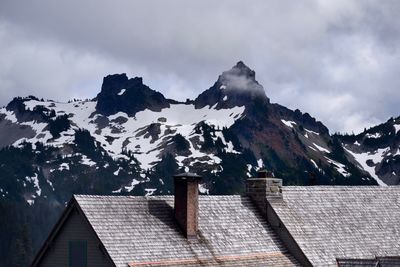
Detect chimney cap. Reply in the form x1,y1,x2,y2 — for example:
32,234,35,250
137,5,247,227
174,172,202,181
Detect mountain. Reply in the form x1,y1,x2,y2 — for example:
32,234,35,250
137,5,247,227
0,62,398,266
337,117,400,185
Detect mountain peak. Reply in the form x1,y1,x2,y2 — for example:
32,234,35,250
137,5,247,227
95,73,169,116
100,74,143,94
194,62,269,110
234,60,248,70
220,61,256,82
215,61,261,94
233,60,254,73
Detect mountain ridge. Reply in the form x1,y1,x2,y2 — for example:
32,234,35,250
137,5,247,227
1,61,396,191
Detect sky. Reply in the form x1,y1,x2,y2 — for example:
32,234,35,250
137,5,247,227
0,0,399,134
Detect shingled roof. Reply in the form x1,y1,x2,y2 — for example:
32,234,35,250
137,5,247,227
336,256,400,267
74,195,301,267
268,186,400,266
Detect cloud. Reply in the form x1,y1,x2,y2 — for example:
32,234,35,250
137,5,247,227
222,74,261,91
0,0,399,133
0,21,132,105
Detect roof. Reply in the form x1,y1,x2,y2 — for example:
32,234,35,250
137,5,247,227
336,258,379,267
74,195,300,267
336,256,400,267
268,186,400,266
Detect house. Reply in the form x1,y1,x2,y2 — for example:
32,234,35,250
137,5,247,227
31,171,400,267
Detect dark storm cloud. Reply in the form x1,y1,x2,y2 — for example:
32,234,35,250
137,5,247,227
0,0,399,133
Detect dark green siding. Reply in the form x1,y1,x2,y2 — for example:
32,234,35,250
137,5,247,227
38,207,112,267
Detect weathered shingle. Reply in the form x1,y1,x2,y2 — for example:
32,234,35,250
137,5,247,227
268,186,400,266
336,258,379,267
337,256,400,267
377,256,400,266
74,195,300,267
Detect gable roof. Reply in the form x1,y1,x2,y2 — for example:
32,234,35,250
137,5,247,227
74,195,300,266
268,186,400,266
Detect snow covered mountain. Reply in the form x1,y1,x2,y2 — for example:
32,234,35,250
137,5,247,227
337,117,400,185
1,61,396,204
1,61,399,265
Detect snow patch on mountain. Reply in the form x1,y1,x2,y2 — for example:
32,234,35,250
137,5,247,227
325,157,350,177
58,163,70,171
1,109,18,123
117,89,126,96
312,143,331,153
25,173,41,205
80,154,96,167
365,132,382,138
308,146,317,152
13,100,245,170
214,131,239,154
101,103,244,169
310,159,318,168
281,119,296,128
305,129,320,135
257,159,264,169
113,167,122,176
46,178,55,191
344,147,387,186
246,164,252,177
13,121,50,148
17,100,97,148
125,179,140,192
145,188,156,196
394,124,400,133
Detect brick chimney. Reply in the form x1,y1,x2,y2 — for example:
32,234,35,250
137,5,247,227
173,172,202,239
246,169,282,216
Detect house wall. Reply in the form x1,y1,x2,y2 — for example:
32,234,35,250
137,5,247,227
266,202,312,267
37,207,113,267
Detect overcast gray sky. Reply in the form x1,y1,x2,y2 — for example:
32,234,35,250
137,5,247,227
0,0,399,133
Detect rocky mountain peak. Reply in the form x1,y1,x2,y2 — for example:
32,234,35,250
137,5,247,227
217,61,260,91
194,61,269,109
95,73,170,116
222,60,256,80
98,73,143,96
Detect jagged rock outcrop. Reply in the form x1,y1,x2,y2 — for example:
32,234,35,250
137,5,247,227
95,74,170,116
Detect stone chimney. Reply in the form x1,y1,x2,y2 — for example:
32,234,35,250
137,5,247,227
173,172,202,239
245,169,282,216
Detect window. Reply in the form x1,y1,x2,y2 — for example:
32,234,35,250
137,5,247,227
69,240,87,267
